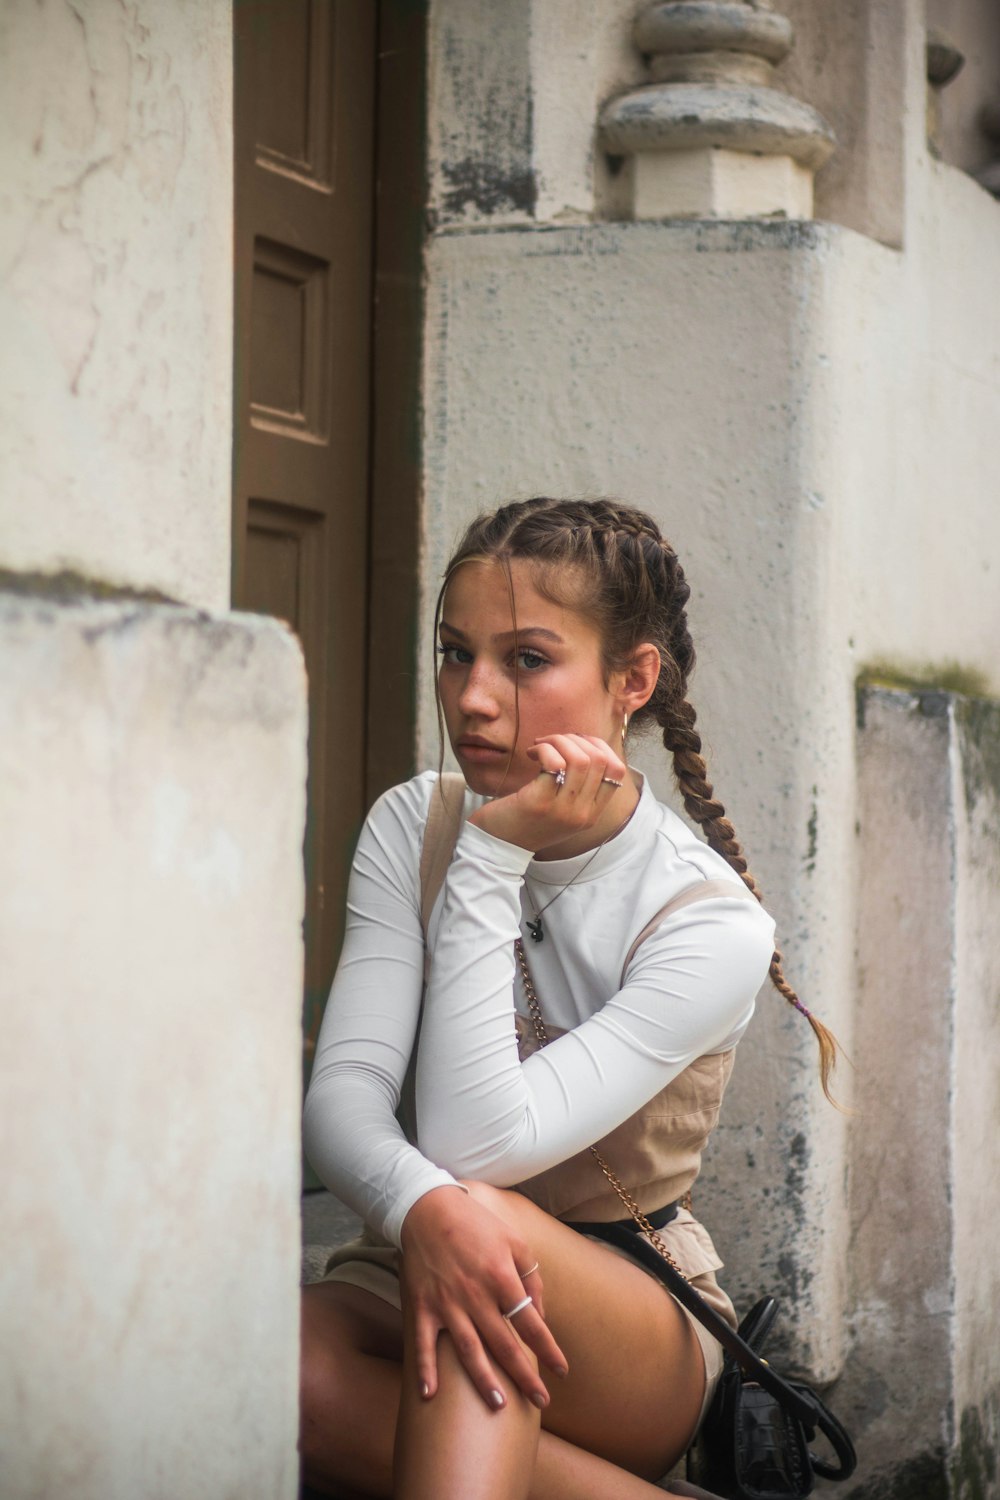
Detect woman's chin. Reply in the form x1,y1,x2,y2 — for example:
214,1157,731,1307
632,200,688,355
454,757,528,799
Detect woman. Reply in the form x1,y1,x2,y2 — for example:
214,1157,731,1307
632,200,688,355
300,498,839,1500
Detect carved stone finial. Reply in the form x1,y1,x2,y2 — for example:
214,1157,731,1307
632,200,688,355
598,2,835,221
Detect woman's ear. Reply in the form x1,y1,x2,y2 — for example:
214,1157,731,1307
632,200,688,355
618,643,660,714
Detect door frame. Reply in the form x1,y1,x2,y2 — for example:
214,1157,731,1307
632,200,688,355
364,0,427,802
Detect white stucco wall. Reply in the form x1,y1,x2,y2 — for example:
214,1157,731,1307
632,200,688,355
0,0,234,609
0,595,306,1500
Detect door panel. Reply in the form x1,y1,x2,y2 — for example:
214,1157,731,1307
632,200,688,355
233,1,376,1082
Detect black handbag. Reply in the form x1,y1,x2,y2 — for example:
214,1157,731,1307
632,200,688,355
689,1295,856,1499
590,1224,856,1499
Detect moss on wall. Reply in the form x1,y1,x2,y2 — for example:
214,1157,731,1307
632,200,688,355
858,659,991,698
950,1395,1000,1500
0,568,176,606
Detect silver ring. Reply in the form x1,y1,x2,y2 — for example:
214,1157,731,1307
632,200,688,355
502,1294,533,1320
554,769,566,788
519,1262,539,1279
601,777,623,788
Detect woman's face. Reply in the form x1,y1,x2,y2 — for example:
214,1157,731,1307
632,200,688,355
438,559,621,797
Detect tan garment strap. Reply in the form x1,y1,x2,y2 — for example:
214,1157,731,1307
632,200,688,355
619,878,758,989
419,773,467,936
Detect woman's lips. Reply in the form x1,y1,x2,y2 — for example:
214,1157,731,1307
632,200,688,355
457,740,508,762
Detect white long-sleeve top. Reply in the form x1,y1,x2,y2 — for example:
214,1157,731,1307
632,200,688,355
303,770,776,1247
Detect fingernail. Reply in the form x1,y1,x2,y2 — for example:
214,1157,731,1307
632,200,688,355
419,1380,430,1399
489,1389,505,1410
531,1391,548,1409
554,1364,569,1378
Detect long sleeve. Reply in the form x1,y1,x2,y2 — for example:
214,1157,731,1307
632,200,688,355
302,777,460,1247
415,831,775,1183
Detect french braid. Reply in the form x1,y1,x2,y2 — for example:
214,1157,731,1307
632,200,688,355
442,496,842,1104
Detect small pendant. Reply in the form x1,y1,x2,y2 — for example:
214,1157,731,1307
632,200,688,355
527,917,544,943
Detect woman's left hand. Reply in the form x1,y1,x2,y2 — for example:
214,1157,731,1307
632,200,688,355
398,1184,567,1410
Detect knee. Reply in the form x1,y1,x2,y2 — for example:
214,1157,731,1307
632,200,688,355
299,1304,335,1434
299,1292,353,1451
460,1178,510,1213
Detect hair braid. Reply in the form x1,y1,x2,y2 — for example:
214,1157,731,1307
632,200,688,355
441,496,844,1104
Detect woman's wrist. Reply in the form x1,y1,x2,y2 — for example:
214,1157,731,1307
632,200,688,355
400,1182,470,1248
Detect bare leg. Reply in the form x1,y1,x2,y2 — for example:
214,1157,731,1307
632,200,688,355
302,1187,708,1499
301,1289,702,1500
393,1325,540,1500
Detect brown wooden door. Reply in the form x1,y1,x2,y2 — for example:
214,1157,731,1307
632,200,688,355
232,1,376,1085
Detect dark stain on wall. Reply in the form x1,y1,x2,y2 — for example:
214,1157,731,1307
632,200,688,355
440,159,537,219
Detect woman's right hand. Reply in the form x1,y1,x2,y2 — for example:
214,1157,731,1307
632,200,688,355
468,732,629,855
398,1185,568,1410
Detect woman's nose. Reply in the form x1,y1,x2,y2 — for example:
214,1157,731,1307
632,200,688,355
457,661,501,718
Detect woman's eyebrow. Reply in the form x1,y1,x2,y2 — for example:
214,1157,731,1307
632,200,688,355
439,622,564,645
492,627,563,645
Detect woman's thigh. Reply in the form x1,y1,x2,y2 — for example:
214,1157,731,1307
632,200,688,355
464,1183,705,1480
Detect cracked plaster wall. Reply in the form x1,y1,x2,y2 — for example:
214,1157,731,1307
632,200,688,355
0,0,233,608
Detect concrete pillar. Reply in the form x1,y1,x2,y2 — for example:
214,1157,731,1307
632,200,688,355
844,687,1000,1498
599,1,835,220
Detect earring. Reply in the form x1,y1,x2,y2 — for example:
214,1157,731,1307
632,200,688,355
621,711,629,751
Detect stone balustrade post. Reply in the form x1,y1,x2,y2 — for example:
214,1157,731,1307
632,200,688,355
599,0,835,221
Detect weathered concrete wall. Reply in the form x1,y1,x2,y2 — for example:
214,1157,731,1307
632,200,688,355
849,689,960,1496
846,688,1000,1499
951,696,1000,1499
0,594,306,1500
0,0,233,609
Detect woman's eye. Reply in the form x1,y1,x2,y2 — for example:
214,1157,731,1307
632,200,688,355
436,644,471,665
517,650,547,672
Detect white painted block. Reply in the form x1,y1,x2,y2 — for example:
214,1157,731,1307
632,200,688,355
0,594,307,1500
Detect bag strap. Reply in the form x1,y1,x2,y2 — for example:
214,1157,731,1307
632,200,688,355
419,773,467,936
619,877,758,988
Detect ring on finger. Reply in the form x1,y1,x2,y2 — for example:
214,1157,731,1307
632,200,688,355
502,1294,533,1320
518,1262,539,1279
601,777,623,788
541,767,567,788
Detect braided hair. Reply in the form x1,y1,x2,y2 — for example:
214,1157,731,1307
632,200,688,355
441,496,842,1104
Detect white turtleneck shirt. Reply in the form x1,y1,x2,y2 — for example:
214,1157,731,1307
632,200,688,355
303,771,776,1247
